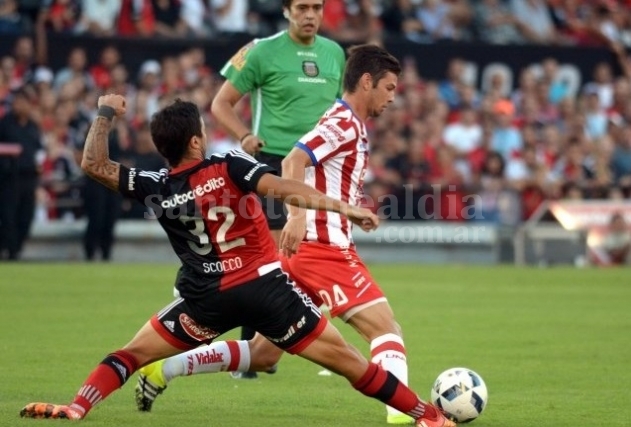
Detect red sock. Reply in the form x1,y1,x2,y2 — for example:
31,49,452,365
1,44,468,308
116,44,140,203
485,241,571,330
69,350,139,416
352,363,437,421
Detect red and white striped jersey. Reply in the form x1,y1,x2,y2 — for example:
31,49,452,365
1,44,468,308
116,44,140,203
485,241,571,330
295,99,369,248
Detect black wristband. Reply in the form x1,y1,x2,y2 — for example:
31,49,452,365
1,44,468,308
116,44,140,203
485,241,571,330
97,106,116,121
240,132,253,143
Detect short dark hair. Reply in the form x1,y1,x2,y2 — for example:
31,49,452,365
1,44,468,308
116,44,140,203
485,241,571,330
150,99,202,166
282,0,324,10
343,44,401,94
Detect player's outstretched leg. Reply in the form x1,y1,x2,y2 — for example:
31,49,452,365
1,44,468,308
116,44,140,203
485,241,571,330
347,302,412,424
136,334,283,411
297,322,456,427
20,321,183,420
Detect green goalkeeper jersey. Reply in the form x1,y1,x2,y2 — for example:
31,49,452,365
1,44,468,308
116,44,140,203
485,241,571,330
221,31,345,157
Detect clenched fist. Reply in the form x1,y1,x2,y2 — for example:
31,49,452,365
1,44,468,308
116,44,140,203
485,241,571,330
98,94,126,117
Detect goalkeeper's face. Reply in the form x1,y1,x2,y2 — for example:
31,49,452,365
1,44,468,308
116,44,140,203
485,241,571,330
368,72,398,118
286,0,324,43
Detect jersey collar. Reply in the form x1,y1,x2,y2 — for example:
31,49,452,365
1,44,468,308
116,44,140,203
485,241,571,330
337,98,361,122
169,159,203,175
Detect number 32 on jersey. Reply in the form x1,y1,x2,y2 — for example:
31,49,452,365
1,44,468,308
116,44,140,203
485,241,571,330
180,206,245,255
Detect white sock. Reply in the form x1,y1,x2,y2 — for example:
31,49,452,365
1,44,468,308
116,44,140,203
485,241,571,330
370,333,409,417
162,340,250,382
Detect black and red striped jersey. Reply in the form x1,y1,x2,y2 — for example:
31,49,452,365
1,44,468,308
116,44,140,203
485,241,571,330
118,150,278,293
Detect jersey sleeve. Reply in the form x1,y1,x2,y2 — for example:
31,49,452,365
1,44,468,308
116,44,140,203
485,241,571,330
220,40,262,95
226,150,277,194
295,117,358,166
118,165,167,203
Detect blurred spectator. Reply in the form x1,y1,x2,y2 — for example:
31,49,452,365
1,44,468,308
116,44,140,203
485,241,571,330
442,105,482,179
380,0,426,42
248,0,282,35
511,68,538,112
510,0,557,44
584,86,608,140
601,212,631,265
16,0,42,27
427,144,466,220
132,59,161,126
89,45,121,90
438,58,466,109
541,57,570,104
330,0,382,43
181,0,210,37
610,124,631,193
473,150,513,223
0,88,43,260
53,47,94,92
0,0,32,33
481,70,510,102
11,36,37,86
505,144,557,219
533,79,560,125
417,0,470,42
473,0,522,45
320,0,346,35
490,99,523,161
583,61,615,109
36,0,82,33
549,0,607,46
74,122,125,261
211,0,248,35
151,0,188,37
75,0,121,36
593,0,627,45
107,64,135,98
117,0,155,36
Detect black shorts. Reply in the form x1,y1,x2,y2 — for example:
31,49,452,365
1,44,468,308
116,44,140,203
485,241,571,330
256,152,287,230
151,268,327,354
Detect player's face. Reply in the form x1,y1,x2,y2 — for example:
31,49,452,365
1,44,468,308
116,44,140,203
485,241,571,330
368,72,398,118
286,0,324,43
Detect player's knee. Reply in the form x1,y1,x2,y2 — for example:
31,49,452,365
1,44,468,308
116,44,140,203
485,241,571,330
248,339,281,371
252,350,281,371
352,315,402,342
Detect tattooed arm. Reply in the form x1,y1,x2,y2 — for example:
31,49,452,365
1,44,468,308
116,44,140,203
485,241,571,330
80,94,126,191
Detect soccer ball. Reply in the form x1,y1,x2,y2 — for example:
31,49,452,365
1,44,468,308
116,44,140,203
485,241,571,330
430,367,488,423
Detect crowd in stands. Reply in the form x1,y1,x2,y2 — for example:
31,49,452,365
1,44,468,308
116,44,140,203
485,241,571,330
1,0,631,233
2,0,631,45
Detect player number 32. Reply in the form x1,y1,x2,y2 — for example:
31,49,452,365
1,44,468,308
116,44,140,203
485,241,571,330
180,206,245,255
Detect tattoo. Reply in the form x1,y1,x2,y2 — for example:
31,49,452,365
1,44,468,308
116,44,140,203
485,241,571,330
82,116,120,191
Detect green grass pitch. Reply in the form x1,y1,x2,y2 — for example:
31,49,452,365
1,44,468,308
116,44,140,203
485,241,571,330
0,263,630,427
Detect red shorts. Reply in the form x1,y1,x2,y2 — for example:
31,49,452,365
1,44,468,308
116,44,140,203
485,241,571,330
280,242,387,320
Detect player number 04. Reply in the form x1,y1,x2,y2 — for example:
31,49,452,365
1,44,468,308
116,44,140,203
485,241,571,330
318,284,349,309
180,206,246,255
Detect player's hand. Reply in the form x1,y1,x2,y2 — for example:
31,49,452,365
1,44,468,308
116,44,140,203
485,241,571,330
279,216,306,258
97,94,126,117
344,205,380,232
241,134,265,155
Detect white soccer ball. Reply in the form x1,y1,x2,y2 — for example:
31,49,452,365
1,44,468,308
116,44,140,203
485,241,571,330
430,367,488,423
